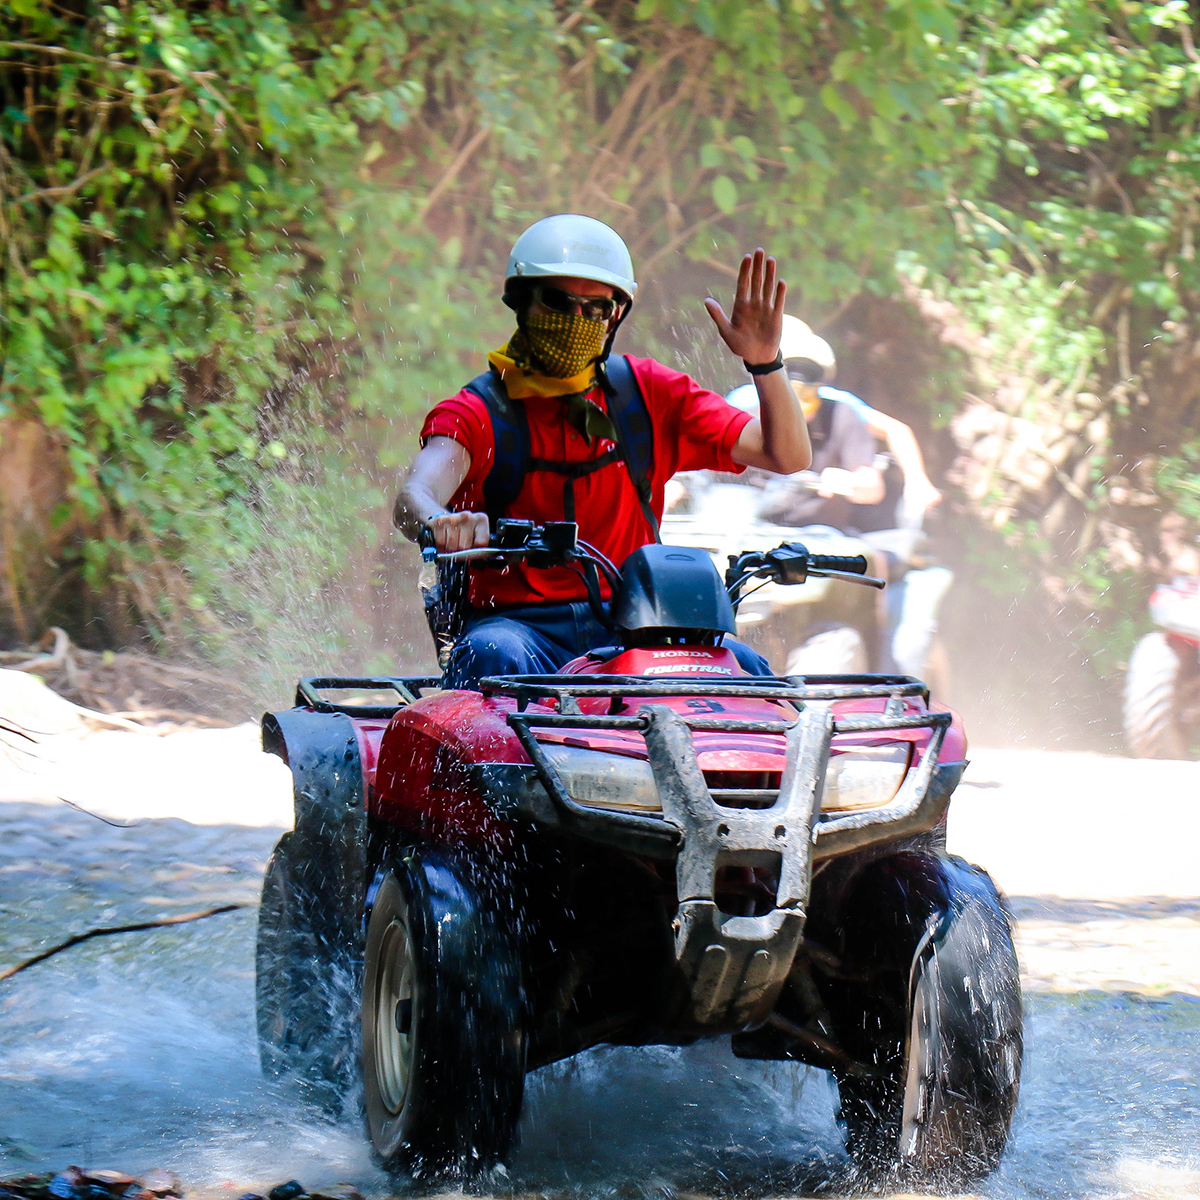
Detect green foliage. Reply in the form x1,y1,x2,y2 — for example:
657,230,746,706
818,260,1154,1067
898,1,1200,666
0,0,976,654
5,0,1200,674
954,0,1200,302
1158,438,1200,525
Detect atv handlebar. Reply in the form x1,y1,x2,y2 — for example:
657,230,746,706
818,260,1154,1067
725,542,885,603
428,520,622,631
809,552,871,575
423,521,885,621
433,520,593,570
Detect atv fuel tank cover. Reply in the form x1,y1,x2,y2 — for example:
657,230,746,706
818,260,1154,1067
612,544,737,636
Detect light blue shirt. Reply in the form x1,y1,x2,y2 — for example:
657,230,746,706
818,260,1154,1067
725,383,874,422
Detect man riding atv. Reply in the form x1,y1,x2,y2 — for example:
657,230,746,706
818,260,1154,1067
725,316,941,530
393,214,811,685
674,317,951,681
260,220,1022,1186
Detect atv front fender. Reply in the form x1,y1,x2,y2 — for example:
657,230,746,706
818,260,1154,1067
262,708,366,953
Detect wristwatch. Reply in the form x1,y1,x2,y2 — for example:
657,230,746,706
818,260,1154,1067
743,350,784,376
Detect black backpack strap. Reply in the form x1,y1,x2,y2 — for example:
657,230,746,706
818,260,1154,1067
528,449,623,523
597,355,660,542
467,358,658,539
464,368,530,529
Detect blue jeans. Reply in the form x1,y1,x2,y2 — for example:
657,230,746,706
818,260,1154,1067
444,601,772,689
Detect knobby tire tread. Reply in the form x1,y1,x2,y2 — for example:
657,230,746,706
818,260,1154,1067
1124,630,1189,759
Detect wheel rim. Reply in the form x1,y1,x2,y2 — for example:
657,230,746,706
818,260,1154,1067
900,964,936,1159
374,913,415,1115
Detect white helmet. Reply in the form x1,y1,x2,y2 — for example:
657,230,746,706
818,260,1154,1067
505,214,637,302
779,315,836,383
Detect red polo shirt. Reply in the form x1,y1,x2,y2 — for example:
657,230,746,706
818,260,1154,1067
420,355,752,608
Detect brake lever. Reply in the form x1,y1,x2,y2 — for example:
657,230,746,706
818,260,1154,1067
437,547,525,564
807,567,887,589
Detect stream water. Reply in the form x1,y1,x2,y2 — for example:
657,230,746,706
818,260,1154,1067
1,775,1198,1199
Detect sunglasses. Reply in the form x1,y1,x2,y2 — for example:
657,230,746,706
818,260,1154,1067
785,357,825,385
531,284,619,322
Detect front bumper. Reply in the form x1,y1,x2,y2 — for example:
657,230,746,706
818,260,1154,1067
473,673,963,1030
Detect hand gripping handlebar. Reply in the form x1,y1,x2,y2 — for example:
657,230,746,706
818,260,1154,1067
430,519,584,567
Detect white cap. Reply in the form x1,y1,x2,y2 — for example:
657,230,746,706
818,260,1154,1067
780,315,836,383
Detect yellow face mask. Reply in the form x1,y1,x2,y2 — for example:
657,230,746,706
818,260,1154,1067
509,311,609,379
793,381,822,420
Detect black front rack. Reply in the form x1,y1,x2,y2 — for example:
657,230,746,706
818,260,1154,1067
295,675,441,718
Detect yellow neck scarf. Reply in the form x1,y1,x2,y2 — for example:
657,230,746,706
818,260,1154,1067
486,346,618,445
486,348,595,399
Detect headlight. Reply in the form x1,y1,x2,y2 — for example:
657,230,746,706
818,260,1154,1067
821,744,910,811
540,743,661,813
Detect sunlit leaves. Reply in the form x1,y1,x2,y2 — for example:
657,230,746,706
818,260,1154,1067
819,84,857,130
711,175,738,214
6,0,1199,654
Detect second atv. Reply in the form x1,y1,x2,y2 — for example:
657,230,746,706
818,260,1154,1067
664,473,953,685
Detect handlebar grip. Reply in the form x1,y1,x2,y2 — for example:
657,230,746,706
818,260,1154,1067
808,553,868,575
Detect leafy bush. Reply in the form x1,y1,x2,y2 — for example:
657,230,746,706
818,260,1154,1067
5,0,1200,683
0,0,972,658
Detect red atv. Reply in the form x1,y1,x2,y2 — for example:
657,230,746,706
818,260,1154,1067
255,521,1021,1188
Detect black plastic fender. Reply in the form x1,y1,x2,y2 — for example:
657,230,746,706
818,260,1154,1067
256,709,368,1106
262,708,366,951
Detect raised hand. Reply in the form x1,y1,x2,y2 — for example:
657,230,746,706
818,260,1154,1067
703,248,787,365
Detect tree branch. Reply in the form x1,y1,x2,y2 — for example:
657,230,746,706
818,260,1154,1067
638,206,742,278
414,124,490,222
14,165,105,205
0,905,247,983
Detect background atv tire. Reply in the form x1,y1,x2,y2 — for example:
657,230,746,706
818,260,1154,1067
784,622,868,675
255,833,360,1109
1124,630,1191,759
362,849,525,1178
832,857,1022,1190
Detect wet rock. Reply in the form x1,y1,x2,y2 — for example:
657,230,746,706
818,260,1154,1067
1,1169,184,1200
307,1187,363,1200
47,1169,83,1199
136,1172,180,1199
266,1183,304,1200
82,1173,134,1197
0,1175,54,1200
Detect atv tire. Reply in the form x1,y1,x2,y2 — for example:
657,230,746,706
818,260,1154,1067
255,833,361,1108
1124,631,1191,759
831,857,1022,1190
784,623,868,676
362,848,525,1178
